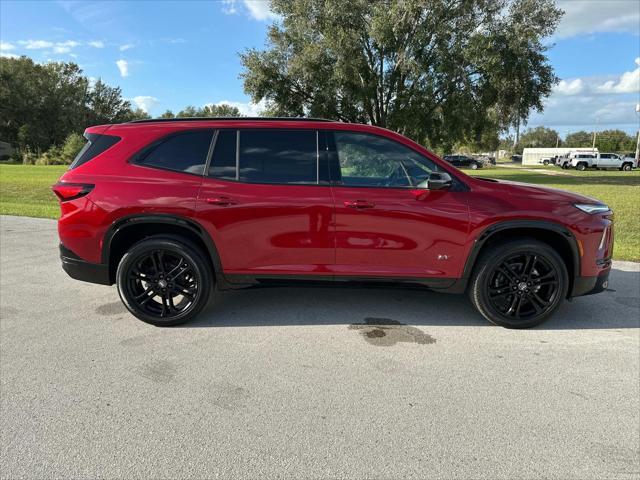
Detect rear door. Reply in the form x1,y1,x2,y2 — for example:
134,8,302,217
195,128,334,278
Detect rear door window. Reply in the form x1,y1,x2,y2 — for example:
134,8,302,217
209,130,237,180
237,130,317,184
135,130,213,175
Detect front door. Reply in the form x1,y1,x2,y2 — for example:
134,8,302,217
327,131,469,280
196,129,334,278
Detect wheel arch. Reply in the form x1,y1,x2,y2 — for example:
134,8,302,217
462,220,580,297
103,214,225,285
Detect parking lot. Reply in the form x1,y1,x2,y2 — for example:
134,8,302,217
1,215,639,479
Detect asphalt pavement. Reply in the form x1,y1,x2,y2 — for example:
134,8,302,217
1,215,639,479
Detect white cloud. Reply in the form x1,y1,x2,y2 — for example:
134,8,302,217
0,53,19,59
220,0,278,21
88,40,105,48
19,40,54,49
53,46,72,54
116,59,129,77
57,40,80,48
133,96,160,113
0,41,16,51
205,99,267,116
597,58,640,94
556,0,640,38
243,0,278,20
119,44,134,51
222,0,237,15
553,78,584,96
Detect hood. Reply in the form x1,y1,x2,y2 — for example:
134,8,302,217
474,177,603,205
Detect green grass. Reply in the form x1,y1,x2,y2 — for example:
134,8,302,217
0,165,66,218
1,164,638,261
471,167,640,262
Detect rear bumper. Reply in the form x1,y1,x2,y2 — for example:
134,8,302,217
571,269,610,297
60,244,111,285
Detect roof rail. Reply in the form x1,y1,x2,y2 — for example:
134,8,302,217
127,116,336,124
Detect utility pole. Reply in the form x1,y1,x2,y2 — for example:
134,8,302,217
592,117,599,150
634,103,640,162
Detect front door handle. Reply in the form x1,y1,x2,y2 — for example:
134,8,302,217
344,200,375,209
206,196,236,206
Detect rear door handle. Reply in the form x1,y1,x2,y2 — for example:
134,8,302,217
205,196,236,206
344,200,375,209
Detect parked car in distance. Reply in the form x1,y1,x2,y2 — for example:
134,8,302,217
569,152,635,171
539,156,557,166
442,154,483,170
511,154,522,163
0,141,13,161
53,118,613,329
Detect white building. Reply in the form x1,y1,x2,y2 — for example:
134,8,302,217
521,147,598,166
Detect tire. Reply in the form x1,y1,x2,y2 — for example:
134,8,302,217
622,163,632,171
543,160,549,166
576,163,586,171
468,239,569,329
470,162,479,170
116,235,213,326
561,163,568,170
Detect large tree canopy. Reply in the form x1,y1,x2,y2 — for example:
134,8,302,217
241,0,562,149
0,56,140,152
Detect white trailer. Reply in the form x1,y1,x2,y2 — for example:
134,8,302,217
521,147,597,166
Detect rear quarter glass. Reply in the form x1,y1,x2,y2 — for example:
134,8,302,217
69,133,121,169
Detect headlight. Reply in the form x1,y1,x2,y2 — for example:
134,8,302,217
574,203,610,214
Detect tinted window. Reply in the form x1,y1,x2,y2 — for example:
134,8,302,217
239,130,317,184
209,130,237,180
333,132,438,188
70,133,120,169
137,130,213,175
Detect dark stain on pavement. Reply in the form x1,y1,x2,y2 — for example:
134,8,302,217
349,317,436,346
96,301,127,316
137,360,178,383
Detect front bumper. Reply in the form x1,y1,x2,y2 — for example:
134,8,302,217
60,244,111,285
571,269,610,297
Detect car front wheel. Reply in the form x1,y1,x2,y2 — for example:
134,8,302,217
116,236,213,326
468,239,569,328
621,163,632,171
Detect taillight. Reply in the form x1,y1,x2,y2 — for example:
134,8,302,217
52,182,94,202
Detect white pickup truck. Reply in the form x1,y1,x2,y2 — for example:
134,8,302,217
568,152,636,171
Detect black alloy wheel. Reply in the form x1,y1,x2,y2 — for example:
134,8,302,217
485,253,560,322
116,236,213,326
468,239,568,328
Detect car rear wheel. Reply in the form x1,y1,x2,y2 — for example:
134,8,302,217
116,236,213,326
470,162,479,170
468,239,568,328
576,163,587,171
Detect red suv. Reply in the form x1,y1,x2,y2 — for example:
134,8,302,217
53,118,613,328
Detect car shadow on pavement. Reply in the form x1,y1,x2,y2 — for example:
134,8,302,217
182,267,639,330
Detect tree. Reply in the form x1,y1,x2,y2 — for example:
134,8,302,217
160,110,175,118
86,79,133,125
0,57,139,152
175,104,244,117
564,131,592,148
594,129,635,153
516,126,561,153
201,104,243,117
240,0,562,150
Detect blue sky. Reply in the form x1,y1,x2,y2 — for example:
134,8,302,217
1,0,639,137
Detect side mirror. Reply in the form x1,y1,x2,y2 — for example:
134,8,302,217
427,172,452,191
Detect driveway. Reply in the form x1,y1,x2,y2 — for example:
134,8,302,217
1,215,639,479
